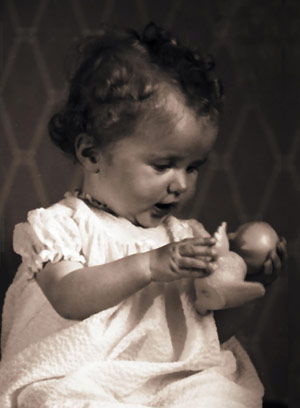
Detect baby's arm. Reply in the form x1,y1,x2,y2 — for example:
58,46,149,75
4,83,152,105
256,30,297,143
191,220,287,342
245,236,287,286
36,236,216,320
215,228,287,343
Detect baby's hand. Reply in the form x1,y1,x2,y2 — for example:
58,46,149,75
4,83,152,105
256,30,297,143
149,236,217,282
247,237,287,286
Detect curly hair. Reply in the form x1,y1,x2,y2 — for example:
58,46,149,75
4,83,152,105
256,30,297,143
49,22,223,161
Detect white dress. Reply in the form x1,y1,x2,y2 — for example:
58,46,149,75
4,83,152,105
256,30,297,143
0,192,264,408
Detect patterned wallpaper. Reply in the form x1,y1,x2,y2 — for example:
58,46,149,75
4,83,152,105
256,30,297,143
1,0,298,405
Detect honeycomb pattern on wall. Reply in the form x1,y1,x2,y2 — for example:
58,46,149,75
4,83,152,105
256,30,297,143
1,0,298,404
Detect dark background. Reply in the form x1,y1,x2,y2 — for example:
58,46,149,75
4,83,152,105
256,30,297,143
0,0,298,406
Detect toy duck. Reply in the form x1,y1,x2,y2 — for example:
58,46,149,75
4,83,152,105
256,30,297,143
195,221,279,315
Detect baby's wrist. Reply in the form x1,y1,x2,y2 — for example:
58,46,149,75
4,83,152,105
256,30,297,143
136,252,153,284
147,248,162,282
148,250,157,282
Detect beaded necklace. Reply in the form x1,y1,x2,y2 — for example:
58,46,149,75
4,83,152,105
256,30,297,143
74,189,117,216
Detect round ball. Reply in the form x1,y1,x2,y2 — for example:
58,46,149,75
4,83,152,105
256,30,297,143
231,222,278,272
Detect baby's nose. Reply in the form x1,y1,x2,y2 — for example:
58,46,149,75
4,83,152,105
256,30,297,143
168,171,188,195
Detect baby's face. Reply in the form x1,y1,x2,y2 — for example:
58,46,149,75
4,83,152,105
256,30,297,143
92,98,217,228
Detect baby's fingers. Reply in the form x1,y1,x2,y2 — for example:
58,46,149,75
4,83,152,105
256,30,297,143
277,237,288,263
178,255,209,270
262,250,281,286
269,249,282,279
190,236,216,246
262,258,274,286
179,245,217,260
177,256,216,277
178,237,216,258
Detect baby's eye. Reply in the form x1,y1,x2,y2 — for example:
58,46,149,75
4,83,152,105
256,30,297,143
186,158,208,173
186,165,199,174
152,163,172,172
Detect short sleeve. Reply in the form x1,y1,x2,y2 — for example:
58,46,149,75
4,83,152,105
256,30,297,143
13,205,86,276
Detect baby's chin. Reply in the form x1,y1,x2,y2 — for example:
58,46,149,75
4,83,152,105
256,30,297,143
133,212,169,229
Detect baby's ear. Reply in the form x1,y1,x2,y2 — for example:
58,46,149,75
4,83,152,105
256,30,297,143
75,134,99,173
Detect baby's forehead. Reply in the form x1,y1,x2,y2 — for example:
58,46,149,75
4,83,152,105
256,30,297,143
139,84,195,132
154,85,188,118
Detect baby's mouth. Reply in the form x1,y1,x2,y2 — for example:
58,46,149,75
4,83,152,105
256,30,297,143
153,202,178,216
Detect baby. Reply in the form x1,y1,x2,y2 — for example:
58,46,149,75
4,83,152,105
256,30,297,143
0,22,285,408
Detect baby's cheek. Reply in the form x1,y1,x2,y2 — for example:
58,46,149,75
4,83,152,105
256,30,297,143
182,183,196,202
136,176,167,197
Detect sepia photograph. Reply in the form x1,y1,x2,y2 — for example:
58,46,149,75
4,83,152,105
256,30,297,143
0,1,297,407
